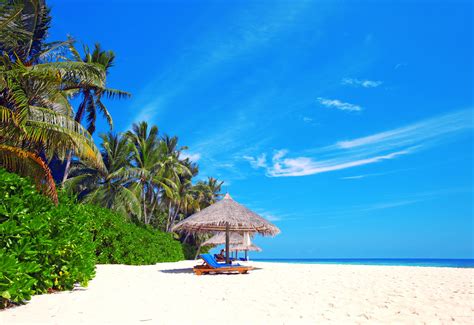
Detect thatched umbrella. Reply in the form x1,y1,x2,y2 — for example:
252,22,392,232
230,243,262,252
230,243,262,261
173,193,280,264
202,232,244,246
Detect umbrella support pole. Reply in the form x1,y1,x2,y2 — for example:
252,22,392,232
225,224,230,264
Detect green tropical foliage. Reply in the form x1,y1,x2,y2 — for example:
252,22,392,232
61,43,130,183
0,0,106,202
89,205,184,265
0,168,184,308
66,123,224,231
0,0,224,309
0,168,96,307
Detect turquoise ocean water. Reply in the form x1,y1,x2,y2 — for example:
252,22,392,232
253,258,474,268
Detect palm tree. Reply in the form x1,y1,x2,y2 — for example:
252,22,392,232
61,43,130,184
193,177,224,209
1,0,57,64
64,132,141,217
126,122,197,225
124,122,170,224
164,178,197,232
0,0,105,202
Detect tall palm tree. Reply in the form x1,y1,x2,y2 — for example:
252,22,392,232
1,0,57,64
125,122,169,224
164,178,196,232
64,132,140,217
0,0,105,202
192,177,224,210
61,43,130,184
125,122,193,225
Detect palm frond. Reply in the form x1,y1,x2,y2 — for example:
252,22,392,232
37,38,75,62
27,106,105,170
33,61,105,84
114,186,141,218
0,3,23,31
0,144,57,203
102,87,131,99
67,41,82,61
95,99,112,129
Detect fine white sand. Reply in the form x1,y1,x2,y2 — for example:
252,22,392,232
1,261,473,324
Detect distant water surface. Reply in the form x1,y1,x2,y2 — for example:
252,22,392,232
253,258,474,268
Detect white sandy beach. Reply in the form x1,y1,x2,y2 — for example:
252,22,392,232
1,261,473,324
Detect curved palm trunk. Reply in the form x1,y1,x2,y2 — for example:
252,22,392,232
194,242,202,260
142,181,148,224
61,93,88,185
166,201,180,232
166,201,173,232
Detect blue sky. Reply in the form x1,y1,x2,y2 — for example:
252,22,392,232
49,0,473,258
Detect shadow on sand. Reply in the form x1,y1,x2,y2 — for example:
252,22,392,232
159,266,262,274
159,268,195,274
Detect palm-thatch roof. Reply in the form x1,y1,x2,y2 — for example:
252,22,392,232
202,232,244,246
230,243,262,252
173,193,280,236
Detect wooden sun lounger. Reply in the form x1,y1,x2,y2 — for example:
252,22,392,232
193,253,253,275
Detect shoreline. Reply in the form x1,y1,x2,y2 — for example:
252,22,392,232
251,258,474,269
1,260,473,324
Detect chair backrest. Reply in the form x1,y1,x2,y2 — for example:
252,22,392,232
200,253,221,268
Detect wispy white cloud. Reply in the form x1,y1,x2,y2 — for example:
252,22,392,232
303,117,313,123
244,109,473,177
305,187,472,221
127,97,167,130
266,148,413,177
129,3,312,127
342,78,382,88
394,62,407,70
340,167,418,180
262,213,281,222
254,210,303,222
180,152,201,162
335,109,471,150
243,153,267,169
353,187,472,214
341,175,369,180
317,97,362,112
362,199,425,211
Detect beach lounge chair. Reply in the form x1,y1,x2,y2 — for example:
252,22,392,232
194,253,253,275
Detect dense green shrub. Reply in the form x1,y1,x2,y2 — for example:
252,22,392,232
182,243,197,260
80,205,184,265
182,243,212,260
0,169,184,308
0,169,95,307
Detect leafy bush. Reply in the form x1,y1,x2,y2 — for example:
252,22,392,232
182,243,211,260
0,169,95,307
0,169,184,308
81,205,184,265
